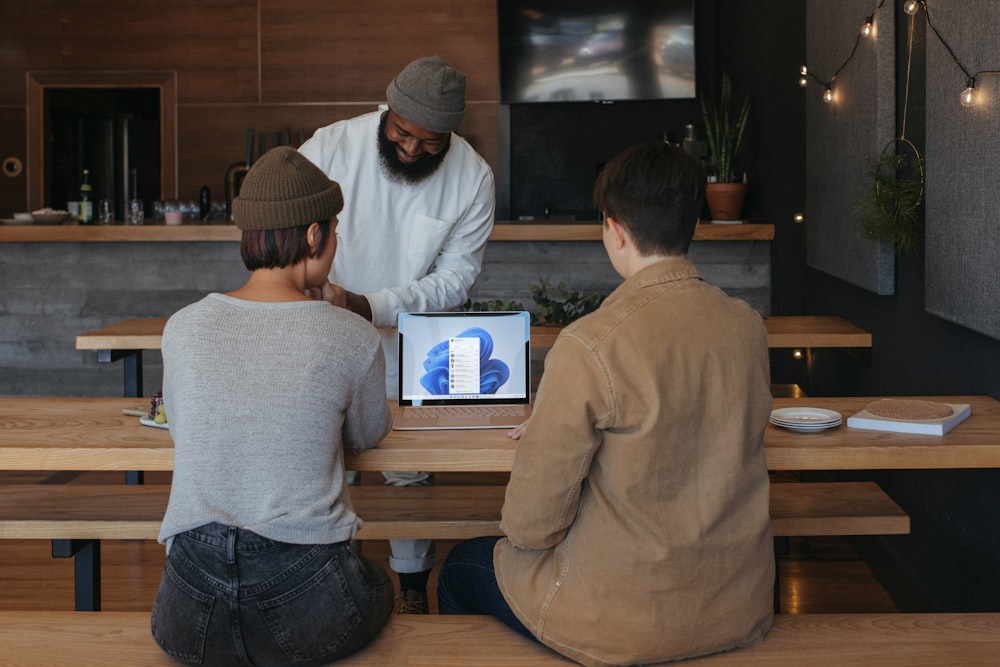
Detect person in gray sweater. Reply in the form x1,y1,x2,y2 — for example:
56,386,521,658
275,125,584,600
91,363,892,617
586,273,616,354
152,146,394,666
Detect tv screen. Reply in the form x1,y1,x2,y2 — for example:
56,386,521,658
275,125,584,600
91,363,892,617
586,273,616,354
498,0,695,104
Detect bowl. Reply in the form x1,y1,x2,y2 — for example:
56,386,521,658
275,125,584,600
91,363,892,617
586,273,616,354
31,210,71,225
13,212,33,223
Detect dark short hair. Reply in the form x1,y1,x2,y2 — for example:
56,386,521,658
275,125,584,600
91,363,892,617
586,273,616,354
239,220,332,270
593,141,706,255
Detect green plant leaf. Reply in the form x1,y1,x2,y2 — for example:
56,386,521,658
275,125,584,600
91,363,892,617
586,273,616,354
857,151,925,254
700,74,751,183
464,281,606,325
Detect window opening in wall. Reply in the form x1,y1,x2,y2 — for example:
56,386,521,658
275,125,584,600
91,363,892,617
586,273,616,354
27,71,177,216
46,87,161,220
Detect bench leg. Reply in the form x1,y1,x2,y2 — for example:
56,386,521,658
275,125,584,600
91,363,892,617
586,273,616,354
773,536,789,614
51,539,102,611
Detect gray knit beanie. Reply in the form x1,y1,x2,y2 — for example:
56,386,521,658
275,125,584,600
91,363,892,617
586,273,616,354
232,146,343,230
385,56,466,133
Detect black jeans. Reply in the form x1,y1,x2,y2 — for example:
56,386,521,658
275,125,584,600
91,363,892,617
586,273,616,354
152,523,393,666
437,536,535,640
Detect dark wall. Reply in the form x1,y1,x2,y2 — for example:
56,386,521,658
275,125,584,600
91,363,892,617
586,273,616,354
804,8,1000,611
503,0,809,316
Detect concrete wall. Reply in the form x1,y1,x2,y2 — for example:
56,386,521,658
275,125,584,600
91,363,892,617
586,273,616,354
0,239,769,397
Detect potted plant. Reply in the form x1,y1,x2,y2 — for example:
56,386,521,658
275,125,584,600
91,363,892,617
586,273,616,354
699,73,751,222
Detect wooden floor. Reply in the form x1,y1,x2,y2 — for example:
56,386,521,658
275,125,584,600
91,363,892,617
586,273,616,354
0,471,899,614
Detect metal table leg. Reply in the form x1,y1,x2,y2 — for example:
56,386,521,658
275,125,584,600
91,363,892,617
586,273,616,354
97,348,145,484
52,539,102,611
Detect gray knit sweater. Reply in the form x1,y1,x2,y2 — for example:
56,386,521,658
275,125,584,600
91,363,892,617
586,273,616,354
157,293,391,548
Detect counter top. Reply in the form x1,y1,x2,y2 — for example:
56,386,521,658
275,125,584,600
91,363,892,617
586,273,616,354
0,222,774,243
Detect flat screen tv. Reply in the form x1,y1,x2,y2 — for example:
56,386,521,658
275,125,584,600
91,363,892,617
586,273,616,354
498,0,695,104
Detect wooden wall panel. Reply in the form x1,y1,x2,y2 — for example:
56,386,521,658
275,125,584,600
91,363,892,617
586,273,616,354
0,109,28,215
259,0,499,103
178,104,369,200
177,103,499,202
0,0,259,105
0,0,501,215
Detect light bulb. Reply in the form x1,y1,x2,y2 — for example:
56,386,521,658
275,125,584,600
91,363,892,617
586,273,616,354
904,0,919,15
960,84,975,107
823,87,833,103
793,213,805,224
799,76,809,87
792,349,804,360
800,65,808,76
861,18,874,37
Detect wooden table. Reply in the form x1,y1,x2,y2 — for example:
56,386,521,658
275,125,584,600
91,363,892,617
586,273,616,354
75,318,166,397
76,315,873,397
2,396,996,473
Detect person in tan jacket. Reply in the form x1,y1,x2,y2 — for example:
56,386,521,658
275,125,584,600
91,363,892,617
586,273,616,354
437,140,774,666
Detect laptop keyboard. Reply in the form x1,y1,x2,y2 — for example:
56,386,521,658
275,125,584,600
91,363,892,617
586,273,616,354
403,405,527,419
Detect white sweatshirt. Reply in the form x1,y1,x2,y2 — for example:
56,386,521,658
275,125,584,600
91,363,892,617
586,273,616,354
299,111,496,397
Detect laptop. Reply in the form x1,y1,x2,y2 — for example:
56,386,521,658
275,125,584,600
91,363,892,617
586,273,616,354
393,311,533,430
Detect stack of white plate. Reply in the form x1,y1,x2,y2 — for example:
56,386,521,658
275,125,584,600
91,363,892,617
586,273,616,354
769,407,842,433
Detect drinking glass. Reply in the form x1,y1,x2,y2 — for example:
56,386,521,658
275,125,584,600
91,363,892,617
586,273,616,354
126,199,144,225
97,198,114,225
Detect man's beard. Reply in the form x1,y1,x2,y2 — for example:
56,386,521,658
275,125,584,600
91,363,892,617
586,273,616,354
377,114,450,185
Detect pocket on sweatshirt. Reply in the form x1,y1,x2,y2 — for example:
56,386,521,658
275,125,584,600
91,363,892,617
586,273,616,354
406,214,452,273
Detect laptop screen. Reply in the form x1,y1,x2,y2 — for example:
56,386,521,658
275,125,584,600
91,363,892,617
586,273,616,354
397,312,531,406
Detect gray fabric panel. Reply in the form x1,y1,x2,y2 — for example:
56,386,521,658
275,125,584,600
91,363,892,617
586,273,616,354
925,1,1000,340
805,0,896,295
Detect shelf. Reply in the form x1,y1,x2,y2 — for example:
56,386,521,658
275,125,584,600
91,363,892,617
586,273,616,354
0,221,773,243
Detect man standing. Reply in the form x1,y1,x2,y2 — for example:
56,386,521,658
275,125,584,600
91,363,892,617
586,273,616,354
299,56,495,614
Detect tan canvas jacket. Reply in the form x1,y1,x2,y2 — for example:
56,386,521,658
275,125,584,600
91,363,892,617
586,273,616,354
495,257,774,667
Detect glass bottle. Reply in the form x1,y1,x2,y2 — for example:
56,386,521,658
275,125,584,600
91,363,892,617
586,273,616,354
78,169,94,225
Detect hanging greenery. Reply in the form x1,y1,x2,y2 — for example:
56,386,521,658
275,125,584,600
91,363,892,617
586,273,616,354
857,142,925,254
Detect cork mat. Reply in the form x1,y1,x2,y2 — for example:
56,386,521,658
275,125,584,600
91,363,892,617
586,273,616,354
864,399,954,421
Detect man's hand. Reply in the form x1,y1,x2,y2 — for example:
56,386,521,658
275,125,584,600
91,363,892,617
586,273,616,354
507,420,529,440
310,280,373,321
317,280,347,308
344,291,373,322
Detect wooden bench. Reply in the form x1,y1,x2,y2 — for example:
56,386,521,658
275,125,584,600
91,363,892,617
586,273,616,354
0,481,908,611
1,610,998,666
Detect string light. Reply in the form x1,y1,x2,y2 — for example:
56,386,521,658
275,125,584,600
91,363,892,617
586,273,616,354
798,0,887,103
861,16,874,37
793,213,805,223
800,0,999,109
960,78,976,107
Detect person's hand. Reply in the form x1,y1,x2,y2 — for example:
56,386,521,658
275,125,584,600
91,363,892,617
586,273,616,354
507,420,529,440
309,280,373,321
322,281,348,308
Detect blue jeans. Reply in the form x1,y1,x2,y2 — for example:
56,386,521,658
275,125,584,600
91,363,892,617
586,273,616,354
151,523,394,666
437,536,535,640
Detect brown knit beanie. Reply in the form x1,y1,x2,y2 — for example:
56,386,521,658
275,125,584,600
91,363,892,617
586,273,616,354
232,146,343,230
385,56,466,133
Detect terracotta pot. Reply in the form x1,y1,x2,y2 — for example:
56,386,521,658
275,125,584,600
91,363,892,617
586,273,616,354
705,182,747,222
